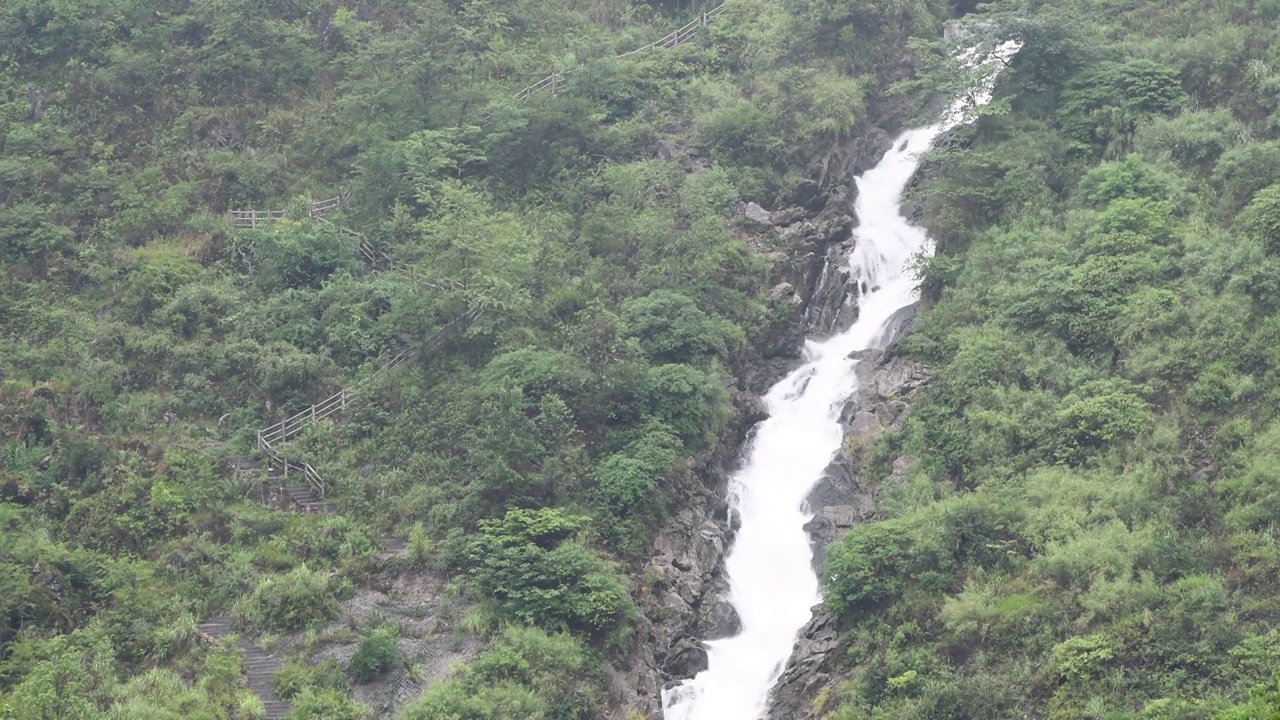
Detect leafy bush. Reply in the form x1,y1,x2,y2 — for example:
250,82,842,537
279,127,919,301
824,516,958,617
1134,109,1245,170
284,688,367,720
695,96,779,168
1055,379,1153,460
349,626,400,683
1058,59,1185,155
407,522,432,568
638,364,732,449
1213,141,1280,209
1075,155,1173,207
236,566,338,632
592,426,680,517
272,659,347,700
404,626,601,720
620,290,744,364
1241,184,1280,253
246,223,357,291
459,508,633,638
481,348,592,408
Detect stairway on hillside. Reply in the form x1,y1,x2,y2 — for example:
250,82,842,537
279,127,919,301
281,481,341,514
210,453,410,714
200,616,291,720
228,455,340,514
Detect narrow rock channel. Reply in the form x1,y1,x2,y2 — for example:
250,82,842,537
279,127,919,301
659,40,1022,720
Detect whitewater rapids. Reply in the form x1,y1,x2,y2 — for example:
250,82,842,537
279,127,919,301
661,40,1021,720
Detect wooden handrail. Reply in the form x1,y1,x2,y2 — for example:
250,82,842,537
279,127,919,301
483,3,729,125
227,192,348,228
255,305,485,498
314,218,466,291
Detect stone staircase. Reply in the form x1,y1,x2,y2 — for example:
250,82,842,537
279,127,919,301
282,481,340,514
228,455,340,514
200,615,291,719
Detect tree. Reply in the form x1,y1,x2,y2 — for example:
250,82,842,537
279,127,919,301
638,364,732,449
1,630,117,720
1241,184,1280,254
460,508,633,637
1058,59,1186,156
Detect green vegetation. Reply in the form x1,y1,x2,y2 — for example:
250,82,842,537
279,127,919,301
0,0,955,715
818,0,1280,717
348,627,399,683
28,0,1280,714
405,626,601,720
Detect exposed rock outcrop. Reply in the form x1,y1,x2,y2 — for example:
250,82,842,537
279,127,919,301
744,201,774,226
613,119,909,720
728,189,865,394
767,346,931,720
609,389,756,720
802,351,929,569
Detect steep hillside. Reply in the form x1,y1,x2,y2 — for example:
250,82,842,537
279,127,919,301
0,0,960,717
806,0,1280,718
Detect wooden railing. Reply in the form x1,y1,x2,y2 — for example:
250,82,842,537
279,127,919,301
255,306,484,498
316,218,465,290
228,196,470,499
227,190,350,228
236,4,736,499
227,209,287,228
484,3,728,122
615,4,728,60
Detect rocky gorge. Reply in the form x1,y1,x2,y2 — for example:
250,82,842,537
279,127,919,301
766,348,931,720
609,118,934,719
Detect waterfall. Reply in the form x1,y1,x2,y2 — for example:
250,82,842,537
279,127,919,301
661,40,1021,720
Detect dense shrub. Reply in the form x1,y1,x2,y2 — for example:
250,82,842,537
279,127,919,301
284,688,367,720
1213,141,1280,209
404,626,601,720
620,290,744,364
1241,184,1280,253
349,627,400,683
236,566,339,632
1058,59,1185,155
272,660,347,700
638,364,732,449
459,508,633,638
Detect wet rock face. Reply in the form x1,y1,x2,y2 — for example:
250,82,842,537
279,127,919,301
802,351,929,570
767,349,931,720
736,183,865,394
612,122,905,720
804,239,861,337
609,390,758,720
611,499,737,720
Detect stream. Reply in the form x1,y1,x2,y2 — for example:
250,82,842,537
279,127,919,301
661,40,1021,720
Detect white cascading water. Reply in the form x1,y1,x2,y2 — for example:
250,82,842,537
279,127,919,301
662,40,1022,720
